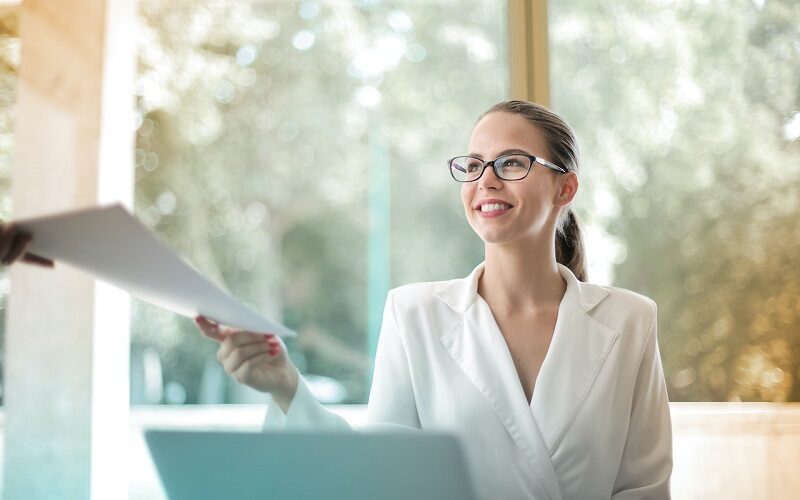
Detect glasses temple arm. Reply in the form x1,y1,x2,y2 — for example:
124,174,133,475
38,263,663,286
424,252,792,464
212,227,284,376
535,157,568,174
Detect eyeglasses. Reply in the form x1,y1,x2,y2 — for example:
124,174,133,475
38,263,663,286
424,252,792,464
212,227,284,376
448,153,567,182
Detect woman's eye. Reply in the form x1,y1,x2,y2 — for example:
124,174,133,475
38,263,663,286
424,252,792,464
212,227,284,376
467,162,482,172
498,155,531,169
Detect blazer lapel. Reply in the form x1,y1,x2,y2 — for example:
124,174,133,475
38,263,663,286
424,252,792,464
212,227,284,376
436,263,563,500
530,279,619,452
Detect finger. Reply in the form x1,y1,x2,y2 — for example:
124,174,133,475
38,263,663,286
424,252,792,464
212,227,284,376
0,224,15,262
21,252,55,267
223,341,272,374
232,352,273,386
265,336,282,355
223,330,276,349
195,316,226,342
217,333,273,363
3,233,31,265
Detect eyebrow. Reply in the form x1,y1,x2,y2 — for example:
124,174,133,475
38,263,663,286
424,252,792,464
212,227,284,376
467,148,532,159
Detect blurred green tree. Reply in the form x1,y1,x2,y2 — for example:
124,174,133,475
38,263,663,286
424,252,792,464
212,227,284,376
133,0,505,403
1,0,797,405
551,0,800,401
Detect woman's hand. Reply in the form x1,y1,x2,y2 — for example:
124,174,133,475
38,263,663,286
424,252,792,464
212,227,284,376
0,222,54,267
194,315,299,412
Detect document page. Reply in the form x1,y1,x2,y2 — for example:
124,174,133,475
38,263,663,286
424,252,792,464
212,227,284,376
16,204,296,337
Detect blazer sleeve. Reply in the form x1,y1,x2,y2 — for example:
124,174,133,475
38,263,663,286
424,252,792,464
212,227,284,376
262,290,420,432
262,374,351,431
611,301,673,499
364,290,421,428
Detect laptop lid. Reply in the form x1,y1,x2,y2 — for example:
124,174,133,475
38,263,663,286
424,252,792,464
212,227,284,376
144,429,478,500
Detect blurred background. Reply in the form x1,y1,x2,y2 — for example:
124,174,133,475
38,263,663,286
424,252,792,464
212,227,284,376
0,0,798,498
2,0,797,408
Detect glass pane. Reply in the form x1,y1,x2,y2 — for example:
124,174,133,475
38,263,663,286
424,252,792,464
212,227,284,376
550,0,800,401
132,0,508,404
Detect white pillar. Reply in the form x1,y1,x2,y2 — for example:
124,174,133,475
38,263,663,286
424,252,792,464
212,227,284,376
4,0,135,499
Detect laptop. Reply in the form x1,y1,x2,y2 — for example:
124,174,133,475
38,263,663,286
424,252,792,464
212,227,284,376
144,429,479,500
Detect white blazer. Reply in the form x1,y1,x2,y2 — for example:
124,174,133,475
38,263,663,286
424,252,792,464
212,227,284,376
264,262,672,500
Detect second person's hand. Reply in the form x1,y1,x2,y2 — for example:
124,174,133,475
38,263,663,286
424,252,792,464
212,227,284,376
194,315,299,413
0,223,54,267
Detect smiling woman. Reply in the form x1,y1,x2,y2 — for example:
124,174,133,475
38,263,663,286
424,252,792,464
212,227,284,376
0,0,798,499
206,99,673,500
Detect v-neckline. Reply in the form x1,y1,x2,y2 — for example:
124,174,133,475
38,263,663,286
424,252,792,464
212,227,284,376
475,292,567,410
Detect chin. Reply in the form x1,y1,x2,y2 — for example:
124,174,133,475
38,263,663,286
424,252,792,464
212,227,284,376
472,225,517,245
481,234,516,246
469,216,545,247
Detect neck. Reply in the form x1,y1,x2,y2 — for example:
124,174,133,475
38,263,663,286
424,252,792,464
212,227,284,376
478,234,566,314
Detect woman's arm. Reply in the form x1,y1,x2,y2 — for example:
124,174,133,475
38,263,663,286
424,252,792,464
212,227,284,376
611,302,673,499
263,289,421,431
262,369,351,431
364,290,421,428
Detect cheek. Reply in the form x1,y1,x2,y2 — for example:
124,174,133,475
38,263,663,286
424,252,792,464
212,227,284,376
460,184,474,210
518,176,553,207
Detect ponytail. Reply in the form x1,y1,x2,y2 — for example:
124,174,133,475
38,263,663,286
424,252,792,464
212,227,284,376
556,209,587,282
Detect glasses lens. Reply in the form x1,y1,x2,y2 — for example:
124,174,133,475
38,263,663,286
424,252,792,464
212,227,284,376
450,157,483,182
495,155,531,180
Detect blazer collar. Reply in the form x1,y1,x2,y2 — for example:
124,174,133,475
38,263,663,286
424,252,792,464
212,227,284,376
436,262,617,499
433,261,610,314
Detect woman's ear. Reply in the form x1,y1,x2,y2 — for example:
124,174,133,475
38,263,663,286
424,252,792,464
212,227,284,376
554,172,578,207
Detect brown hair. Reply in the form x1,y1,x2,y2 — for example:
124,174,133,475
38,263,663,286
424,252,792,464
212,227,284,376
477,100,588,281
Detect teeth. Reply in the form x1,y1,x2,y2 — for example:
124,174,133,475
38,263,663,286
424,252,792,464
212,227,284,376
481,203,511,213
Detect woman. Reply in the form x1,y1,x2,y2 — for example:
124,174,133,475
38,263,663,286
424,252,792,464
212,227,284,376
196,100,673,499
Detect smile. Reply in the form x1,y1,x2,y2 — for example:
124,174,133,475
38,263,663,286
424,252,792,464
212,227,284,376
480,203,512,213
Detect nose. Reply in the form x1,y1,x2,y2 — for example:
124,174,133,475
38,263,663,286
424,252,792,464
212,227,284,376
477,163,503,191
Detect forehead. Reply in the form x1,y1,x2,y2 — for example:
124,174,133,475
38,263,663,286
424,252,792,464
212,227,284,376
468,111,549,158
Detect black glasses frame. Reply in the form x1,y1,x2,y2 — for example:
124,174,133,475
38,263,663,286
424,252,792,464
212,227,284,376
448,153,568,182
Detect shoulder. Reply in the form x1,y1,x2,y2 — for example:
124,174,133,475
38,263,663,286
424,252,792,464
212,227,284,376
387,279,453,312
584,281,658,342
378,279,461,346
597,283,656,318
380,277,468,337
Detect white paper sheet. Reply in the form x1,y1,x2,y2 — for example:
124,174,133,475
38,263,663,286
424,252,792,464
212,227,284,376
16,204,296,338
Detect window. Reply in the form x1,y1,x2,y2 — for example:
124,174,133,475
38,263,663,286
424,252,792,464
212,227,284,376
549,0,800,401
132,0,509,405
